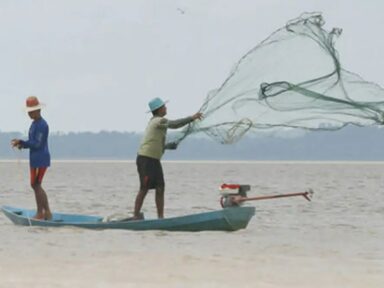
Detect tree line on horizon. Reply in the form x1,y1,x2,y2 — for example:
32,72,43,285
1,126,384,160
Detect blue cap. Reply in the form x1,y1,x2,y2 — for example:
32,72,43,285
148,97,168,112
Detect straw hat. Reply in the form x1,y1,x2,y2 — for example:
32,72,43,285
25,96,44,112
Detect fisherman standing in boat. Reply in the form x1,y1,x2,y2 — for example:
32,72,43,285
11,96,52,220
133,98,202,220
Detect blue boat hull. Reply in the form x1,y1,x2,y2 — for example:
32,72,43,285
1,205,255,232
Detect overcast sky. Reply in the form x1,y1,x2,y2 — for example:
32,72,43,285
1,0,383,133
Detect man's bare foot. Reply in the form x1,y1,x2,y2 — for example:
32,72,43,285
133,212,144,220
45,211,52,220
33,213,45,220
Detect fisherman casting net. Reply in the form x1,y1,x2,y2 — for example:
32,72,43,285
170,12,384,145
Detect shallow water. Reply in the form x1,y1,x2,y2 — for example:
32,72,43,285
0,161,383,287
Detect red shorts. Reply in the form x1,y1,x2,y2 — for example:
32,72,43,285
30,167,48,186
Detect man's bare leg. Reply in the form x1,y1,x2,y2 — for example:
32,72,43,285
32,184,45,219
155,186,164,219
39,186,52,220
133,189,148,219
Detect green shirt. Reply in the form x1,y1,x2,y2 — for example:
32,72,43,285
138,116,193,160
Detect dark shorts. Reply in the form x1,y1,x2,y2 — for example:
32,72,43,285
136,155,164,190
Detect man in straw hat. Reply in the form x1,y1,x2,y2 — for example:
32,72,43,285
132,97,202,220
11,96,52,220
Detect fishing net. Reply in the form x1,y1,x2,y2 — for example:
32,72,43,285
171,12,384,145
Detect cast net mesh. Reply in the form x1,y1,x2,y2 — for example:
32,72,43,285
171,12,384,144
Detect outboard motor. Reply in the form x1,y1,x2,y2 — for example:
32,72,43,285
220,184,250,208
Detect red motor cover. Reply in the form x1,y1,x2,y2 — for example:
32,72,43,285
220,183,240,190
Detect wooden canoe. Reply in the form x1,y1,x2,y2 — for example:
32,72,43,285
1,205,255,232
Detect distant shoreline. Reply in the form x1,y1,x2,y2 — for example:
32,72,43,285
2,126,384,161
2,159,384,165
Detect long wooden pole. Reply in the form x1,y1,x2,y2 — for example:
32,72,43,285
229,190,314,205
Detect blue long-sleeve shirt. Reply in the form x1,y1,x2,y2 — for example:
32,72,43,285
20,117,51,168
